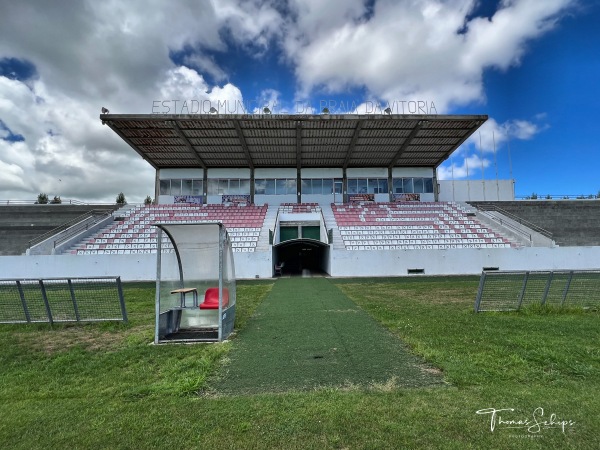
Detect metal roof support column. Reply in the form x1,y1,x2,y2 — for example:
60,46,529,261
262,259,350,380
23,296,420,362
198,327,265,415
433,169,439,202
387,167,393,202
296,122,302,204
154,169,160,204
342,168,348,204
203,169,208,204
250,168,255,204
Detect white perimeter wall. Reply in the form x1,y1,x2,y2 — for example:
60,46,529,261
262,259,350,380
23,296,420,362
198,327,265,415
3,246,600,280
0,251,273,281
329,246,600,277
438,180,515,202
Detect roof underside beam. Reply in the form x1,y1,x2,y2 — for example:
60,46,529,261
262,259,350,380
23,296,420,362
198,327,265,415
170,121,206,169
233,120,254,170
343,120,364,169
103,121,158,170
388,120,425,169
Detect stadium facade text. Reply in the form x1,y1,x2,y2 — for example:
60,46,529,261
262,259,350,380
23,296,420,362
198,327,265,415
151,99,438,115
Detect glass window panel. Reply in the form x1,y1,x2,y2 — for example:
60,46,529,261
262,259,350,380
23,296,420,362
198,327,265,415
255,179,266,195
286,179,297,195
229,179,240,194
334,179,343,194
191,179,202,195
393,178,403,193
347,179,358,194
414,178,424,193
240,179,250,194
322,179,333,195
218,179,228,194
159,179,170,195
181,179,193,195
312,179,322,194
207,179,219,195
379,179,388,194
402,178,413,193
170,179,182,195
265,179,275,195
357,178,368,193
301,179,312,194
368,179,378,193
276,179,286,195
424,178,434,193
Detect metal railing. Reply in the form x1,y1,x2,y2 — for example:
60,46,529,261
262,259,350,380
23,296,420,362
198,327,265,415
0,276,127,324
28,209,114,248
1,199,117,205
474,203,552,239
475,269,600,312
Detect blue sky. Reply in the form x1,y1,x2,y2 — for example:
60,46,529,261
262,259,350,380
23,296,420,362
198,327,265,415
0,0,598,202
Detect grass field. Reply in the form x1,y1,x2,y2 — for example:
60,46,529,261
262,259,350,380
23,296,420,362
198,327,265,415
0,277,598,449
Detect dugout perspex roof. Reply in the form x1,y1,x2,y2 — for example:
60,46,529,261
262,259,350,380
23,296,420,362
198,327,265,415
100,114,487,170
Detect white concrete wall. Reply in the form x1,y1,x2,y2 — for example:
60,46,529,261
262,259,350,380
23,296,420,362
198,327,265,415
347,167,388,178
207,168,251,178
301,168,343,178
255,168,296,178
254,194,296,206
329,246,600,277
301,194,335,204
0,251,273,281
438,180,515,202
392,167,434,177
4,246,599,281
159,168,204,179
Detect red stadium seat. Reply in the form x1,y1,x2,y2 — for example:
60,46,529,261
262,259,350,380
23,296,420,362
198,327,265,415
199,287,230,309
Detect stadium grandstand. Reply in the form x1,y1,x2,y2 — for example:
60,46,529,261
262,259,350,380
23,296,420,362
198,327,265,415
2,113,599,280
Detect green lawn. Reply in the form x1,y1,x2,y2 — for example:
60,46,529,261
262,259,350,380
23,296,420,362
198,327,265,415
0,277,598,449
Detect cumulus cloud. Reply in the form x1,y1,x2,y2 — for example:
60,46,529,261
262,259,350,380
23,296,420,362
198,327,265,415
438,114,548,180
284,0,575,110
0,0,577,201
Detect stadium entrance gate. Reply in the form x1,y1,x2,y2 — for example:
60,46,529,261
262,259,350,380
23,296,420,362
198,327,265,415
273,239,329,276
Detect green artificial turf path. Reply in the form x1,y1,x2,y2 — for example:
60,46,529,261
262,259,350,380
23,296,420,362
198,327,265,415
215,277,443,394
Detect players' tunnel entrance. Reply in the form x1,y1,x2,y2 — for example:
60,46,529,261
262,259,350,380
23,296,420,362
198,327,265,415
273,239,330,276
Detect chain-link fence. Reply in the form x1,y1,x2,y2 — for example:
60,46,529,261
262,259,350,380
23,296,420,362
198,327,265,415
0,277,127,323
475,270,600,312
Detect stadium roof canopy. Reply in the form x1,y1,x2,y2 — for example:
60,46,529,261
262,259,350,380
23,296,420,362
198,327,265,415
100,114,487,170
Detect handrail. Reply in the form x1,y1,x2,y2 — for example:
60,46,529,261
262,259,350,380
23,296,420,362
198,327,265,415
1,199,117,205
28,209,114,248
474,204,553,239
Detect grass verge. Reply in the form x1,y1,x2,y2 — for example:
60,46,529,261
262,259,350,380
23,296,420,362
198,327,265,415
0,277,598,449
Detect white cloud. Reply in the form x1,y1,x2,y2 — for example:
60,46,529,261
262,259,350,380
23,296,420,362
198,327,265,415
284,0,574,110
0,0,577,201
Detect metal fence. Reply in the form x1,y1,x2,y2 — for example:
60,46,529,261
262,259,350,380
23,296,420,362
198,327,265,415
0,277,127,324
474,270,600,312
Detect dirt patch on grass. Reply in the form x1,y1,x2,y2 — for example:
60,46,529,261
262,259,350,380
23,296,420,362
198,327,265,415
15,325,152,355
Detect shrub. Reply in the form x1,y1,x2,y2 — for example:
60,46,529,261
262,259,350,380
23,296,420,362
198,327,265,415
50,195,62,204
37,193,48,204
144,195,153,205
116,192,126,205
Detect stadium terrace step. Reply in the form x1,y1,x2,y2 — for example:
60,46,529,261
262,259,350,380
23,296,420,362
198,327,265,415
331,201,517,250
66,203,268,255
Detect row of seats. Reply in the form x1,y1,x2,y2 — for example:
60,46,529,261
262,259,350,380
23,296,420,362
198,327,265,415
332,202,516,249
68,204,268,254
279,203,321,213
